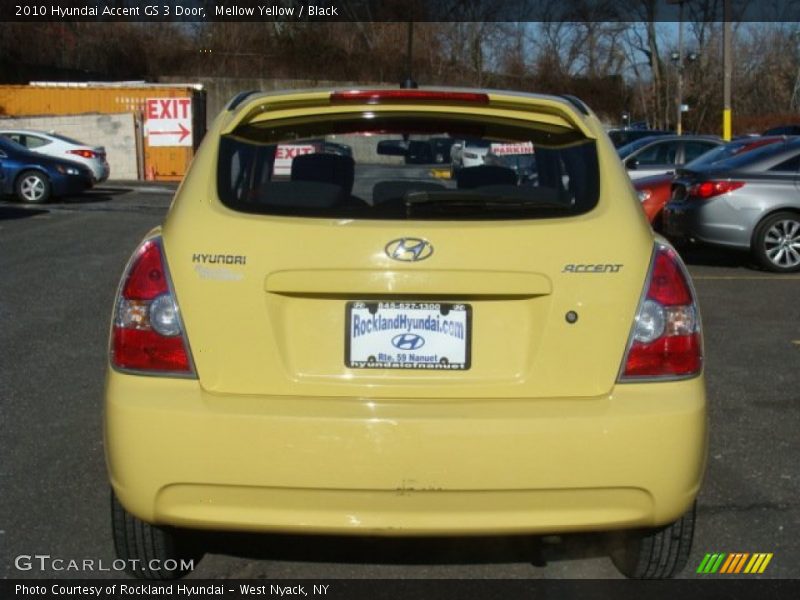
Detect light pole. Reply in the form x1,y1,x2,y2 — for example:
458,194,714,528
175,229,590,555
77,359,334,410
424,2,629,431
676,0,684,135
723,0,733,141
668,0,685,135
670,49,698,135
668,1,698,135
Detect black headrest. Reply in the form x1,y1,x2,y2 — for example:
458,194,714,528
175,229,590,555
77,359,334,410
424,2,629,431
291,153,355,195
455,165,518,189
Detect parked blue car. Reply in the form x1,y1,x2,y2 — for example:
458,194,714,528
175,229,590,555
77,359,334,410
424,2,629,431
0,135,93,203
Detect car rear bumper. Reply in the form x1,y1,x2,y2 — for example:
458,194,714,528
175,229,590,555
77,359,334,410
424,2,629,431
663,200,751,249
105,371,707,535
95,161,110,183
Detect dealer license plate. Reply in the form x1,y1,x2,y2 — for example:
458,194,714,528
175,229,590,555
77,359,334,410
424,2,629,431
346,301,472,370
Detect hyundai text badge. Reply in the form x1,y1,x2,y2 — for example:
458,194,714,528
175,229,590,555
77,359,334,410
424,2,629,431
385,238,433,262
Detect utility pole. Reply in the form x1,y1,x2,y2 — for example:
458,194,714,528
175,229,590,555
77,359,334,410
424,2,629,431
723,0,732,140
676,1,684,135
668,0,692,135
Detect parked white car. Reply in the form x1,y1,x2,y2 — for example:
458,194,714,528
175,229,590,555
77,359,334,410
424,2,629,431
0,129,110,183
450,138,491,174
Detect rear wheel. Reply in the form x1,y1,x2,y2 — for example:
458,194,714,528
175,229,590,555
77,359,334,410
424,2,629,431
111,490,202,580
15,170,51,204
752,212,800,272
609,502,695,579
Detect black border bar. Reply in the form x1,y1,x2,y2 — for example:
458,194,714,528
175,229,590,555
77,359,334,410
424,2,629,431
3,0,800,23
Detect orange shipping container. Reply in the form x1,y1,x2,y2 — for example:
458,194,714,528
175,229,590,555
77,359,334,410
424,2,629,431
0,82,206,181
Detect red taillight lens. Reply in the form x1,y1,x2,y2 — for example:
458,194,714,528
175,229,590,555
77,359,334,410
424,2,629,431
689,180,744,200
330,90,490,105
619,244,702,380
648,249,692,305
122,240,169,300
111,238,194,375
112,328,191,372
623,334,702,377
68,149,97,159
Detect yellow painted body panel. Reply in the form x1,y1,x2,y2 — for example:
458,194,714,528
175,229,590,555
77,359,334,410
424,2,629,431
107,88,707,535
106,371,706,534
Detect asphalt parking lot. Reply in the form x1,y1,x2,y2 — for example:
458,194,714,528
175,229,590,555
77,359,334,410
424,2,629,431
0,184,798,581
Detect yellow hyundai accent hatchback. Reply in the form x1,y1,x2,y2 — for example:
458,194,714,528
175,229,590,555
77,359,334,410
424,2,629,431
105,88,707,580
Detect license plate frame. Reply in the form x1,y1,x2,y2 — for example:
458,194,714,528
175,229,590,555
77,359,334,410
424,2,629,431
345,301,472,370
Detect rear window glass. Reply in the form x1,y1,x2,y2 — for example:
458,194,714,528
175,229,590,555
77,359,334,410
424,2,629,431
711,140,799,171
217,114,599,220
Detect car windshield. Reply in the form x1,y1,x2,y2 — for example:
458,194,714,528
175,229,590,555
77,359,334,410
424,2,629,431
704,139,800,172
218,114,599,220
617,136,662,159
684,138,779,169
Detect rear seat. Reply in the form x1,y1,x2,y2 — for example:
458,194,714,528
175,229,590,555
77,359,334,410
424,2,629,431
455,165,517,189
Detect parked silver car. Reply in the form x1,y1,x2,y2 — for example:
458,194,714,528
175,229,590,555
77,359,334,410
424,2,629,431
663,137,800,272
618,135,723,180
0,129,110,182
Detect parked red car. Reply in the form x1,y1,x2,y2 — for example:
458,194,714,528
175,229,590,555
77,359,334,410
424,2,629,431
634,136,785,228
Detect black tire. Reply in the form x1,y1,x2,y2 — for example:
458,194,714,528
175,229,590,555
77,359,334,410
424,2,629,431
752,211,800,273
111,490,202,580
609,502,695,579
15,170,51,204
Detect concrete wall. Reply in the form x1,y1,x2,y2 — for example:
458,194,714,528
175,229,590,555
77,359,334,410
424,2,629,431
0,113,138,180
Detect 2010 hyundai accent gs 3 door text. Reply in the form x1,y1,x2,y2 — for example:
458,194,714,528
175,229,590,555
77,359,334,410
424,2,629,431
104,88,707,580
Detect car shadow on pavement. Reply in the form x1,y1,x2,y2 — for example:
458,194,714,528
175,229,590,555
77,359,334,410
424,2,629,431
675,244,753,269
193,530,610,570
57,187,135,204
0,205,48,220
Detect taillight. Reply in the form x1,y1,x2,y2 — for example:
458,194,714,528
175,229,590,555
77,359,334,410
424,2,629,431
111,237,195,376
619,244,702,380
68,149,97,159
688,180,744,200
330,90,490,105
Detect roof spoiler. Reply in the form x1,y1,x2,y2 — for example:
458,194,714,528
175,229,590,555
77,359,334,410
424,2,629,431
227,90,259,111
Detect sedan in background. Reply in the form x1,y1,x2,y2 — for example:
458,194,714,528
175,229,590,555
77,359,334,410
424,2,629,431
762,124,800,136
0,135,93,203
618,135,723,180
607,128,671,148
0,129,110,182
664,137,800,272
635,136,785,228
450,138,491,174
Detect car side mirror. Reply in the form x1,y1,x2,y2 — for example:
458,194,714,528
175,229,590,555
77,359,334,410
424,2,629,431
626,157,639,170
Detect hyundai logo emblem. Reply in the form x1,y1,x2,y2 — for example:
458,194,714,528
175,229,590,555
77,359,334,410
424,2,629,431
391,333,425,351
385,238,433,262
